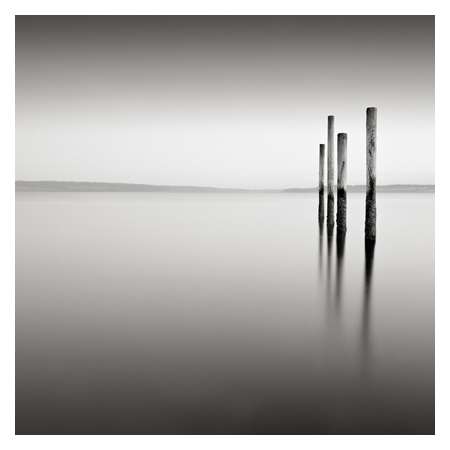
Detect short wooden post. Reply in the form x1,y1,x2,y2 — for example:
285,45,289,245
327,116,335,233
337,133,347,233
365,107,377,241
318,144,325,224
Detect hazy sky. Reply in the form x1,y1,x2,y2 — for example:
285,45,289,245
16,16,434,188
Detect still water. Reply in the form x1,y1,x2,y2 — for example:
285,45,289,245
16,192,434,434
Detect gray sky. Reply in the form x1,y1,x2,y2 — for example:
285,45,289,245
16,16,434,188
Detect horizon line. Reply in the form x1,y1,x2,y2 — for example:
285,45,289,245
15,180,435,193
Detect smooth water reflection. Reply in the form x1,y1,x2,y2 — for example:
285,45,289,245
16,192,434,434
362,238,376,368
318,219,324,280
335,230,346,311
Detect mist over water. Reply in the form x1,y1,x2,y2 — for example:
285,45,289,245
16,192,434,434
16,16,434,188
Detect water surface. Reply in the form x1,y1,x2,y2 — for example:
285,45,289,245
16,192,434,434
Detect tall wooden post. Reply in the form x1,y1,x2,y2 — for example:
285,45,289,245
335,132,347,309
327,115,335,233
318,144,325,224
365,107,377,241
337,133,347,233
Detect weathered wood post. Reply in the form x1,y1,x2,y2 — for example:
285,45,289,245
365,107,377,241
318,144,325,224
335,132,347,307
327,115,335,233
325,117,335,299
337,133,347,233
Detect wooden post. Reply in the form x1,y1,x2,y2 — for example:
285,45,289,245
327,115,335,233
365,107,377,241
337,133,347,233
318,144,325,224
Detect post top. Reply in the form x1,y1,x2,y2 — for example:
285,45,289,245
337,132,347,138
366,107,377,112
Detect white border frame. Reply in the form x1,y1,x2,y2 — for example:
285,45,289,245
2,2,447,449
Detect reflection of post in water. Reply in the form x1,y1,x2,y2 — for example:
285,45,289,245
326,224,334,300
362,238,376,361
318,219,324,277
335,229,346,308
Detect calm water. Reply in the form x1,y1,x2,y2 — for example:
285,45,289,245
15,192,434,434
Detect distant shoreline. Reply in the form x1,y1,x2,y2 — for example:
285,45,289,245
15,181,435,193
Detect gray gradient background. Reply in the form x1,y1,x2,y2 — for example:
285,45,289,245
15,16,434,189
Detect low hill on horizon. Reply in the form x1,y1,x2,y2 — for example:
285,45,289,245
15,180,435,193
